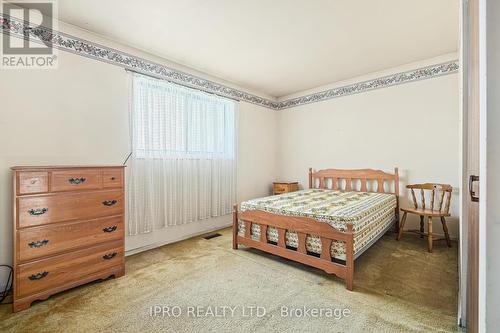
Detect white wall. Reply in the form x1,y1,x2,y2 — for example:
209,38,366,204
277,56,461,238
0,22,279,269
486,0,500,330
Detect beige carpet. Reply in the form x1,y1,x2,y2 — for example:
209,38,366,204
0,228,462,332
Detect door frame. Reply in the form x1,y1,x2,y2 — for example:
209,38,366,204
477,0,487,331
460,0,487,331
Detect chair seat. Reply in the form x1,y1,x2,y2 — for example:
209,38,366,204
400,207,450,217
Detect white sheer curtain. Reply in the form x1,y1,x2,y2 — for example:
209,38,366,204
127,73,237,235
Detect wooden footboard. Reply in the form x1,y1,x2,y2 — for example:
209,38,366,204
233,204,355,290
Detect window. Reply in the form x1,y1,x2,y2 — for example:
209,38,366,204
132,73,235,159
127,73,237,235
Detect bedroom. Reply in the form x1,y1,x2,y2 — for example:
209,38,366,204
0,0,498,332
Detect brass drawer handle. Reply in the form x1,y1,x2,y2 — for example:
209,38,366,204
68,177,86,185
102,252,117,260
28,239,49,248
29,271,49,280
102,200,117,206
28,208,48,216
102,225,117,233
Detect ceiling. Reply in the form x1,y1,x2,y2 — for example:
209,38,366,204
56,0,459,98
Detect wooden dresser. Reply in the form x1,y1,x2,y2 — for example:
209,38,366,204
11,166,125,312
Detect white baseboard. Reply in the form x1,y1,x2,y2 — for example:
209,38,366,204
125,216,232,256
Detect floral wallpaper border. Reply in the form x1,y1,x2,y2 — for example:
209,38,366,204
276,60,459,110
0,14,459,110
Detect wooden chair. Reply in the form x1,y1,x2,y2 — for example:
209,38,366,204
396,183,453,252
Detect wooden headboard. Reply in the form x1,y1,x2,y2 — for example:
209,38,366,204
308,167,399,196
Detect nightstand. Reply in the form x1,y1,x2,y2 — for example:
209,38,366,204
273,181,299,195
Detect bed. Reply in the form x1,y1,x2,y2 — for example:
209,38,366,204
232,168,400,290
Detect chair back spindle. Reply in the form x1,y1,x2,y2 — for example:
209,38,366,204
444,191,452,214
410,189,418,209
438,190,446,211
430,189,435,210
420,189,425,210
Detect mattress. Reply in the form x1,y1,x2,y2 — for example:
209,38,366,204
238,189,397,260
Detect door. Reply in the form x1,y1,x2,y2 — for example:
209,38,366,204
465,0,481,331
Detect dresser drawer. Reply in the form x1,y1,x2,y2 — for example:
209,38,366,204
273,182,299,195
17,190,124,228
17,216,124,262
51,169,101,192
17,172,49,195
102,169,123,189
16,241,123,299
274,184,288,193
